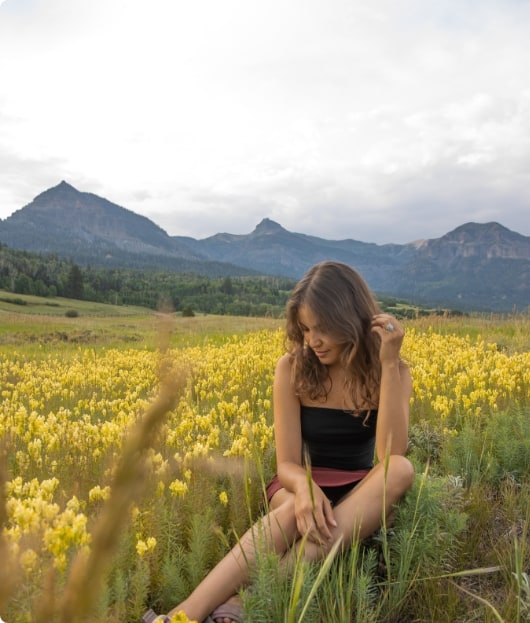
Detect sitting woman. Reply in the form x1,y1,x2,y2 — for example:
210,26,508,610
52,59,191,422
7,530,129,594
144,260,415,623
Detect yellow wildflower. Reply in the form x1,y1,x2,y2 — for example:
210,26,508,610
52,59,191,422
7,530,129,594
88,485,111,503
170,611,198,623
169,479,188,497
19,548,38,574
136,536,157,557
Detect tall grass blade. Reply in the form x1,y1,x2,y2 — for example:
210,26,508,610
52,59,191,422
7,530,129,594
0,446,20,612
58,326,185,622
295,537,343,623
450,580,506,623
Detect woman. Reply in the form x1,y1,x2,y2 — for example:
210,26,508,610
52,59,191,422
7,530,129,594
144,261,415,623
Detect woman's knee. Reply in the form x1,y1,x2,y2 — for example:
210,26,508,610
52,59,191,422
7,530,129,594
273,495,296,523
266,495,298,539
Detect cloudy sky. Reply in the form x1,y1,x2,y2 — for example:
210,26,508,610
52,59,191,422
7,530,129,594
1,0,529,244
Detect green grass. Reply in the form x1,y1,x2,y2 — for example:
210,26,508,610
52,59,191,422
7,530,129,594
412,312,530,353
0,289,283,352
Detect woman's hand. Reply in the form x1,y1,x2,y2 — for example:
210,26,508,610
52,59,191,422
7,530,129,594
371,313,412,458
371,313,404,363
294,482,337,545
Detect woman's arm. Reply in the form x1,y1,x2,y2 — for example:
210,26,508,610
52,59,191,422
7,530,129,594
272,353,336,542
371,315,412,461
272,354,307,492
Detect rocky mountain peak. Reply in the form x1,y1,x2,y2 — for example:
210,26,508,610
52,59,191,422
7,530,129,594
36,179,81,201
444,221,513,242
420,221,530,261
252,218,286,235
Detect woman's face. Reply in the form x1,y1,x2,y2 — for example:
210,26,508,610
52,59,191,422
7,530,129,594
298,305,345,367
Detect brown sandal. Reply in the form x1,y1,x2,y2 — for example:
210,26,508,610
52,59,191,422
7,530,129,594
210,601,244,622
141,609,170,623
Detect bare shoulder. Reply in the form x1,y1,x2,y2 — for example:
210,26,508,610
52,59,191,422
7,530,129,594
275,352,292,374
274,353,296,395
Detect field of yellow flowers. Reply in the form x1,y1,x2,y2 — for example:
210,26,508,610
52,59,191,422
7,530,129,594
0,308,529,622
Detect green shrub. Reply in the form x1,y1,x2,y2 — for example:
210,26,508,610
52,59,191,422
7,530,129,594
442,406,530,487
0,296,27,305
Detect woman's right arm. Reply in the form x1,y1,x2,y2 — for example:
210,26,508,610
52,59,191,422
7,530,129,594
272,354,336,542
272,354,306,491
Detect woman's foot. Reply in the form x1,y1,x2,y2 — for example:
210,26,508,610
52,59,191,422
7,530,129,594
210,595,244,623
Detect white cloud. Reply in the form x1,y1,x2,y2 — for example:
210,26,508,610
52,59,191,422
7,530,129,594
0,0,529,243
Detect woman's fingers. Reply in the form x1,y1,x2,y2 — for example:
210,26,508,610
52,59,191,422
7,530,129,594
371,313,404,361
295,486,338,544
323,498,338,529
300,502,336,544
312,508,332,542
371,313,403,336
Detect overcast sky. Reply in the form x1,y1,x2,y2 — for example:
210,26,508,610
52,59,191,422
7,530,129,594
1,0,529,244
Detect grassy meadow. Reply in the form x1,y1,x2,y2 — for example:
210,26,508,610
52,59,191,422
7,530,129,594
0,292,529,622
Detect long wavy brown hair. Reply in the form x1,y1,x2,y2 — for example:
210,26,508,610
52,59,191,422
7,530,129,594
286,261,383,409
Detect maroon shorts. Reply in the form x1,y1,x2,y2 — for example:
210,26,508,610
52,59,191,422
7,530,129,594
266,466,371,506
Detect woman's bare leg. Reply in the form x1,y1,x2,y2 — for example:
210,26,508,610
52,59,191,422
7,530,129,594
167,455,413,621
166,497,299,621
293,455,415,562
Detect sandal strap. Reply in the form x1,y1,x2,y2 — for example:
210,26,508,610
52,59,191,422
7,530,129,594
142,609,170,623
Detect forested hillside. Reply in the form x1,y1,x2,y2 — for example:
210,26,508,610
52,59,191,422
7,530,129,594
0,243,460,318
0,244,294,317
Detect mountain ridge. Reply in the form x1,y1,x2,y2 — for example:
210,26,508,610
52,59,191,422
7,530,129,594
0,181,528,312
6,180,196,258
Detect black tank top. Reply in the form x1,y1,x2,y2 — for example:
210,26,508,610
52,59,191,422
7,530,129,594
300,405,377,471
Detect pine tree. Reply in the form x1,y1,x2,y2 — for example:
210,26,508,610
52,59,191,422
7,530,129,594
66,264,84,299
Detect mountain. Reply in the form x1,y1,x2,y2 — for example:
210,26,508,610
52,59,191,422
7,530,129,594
1,182,529,312
175,219,530,311
173,217,415,290
390,222,530,309
0,181,258,276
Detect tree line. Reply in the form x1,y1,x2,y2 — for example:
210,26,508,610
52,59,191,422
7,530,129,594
0,244,450,318
0,244,295,317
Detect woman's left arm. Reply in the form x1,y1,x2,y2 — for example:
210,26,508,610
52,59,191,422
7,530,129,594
371,314,412,461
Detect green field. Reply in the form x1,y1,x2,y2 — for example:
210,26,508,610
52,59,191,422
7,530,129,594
0,289,283,350
0,292,529,622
